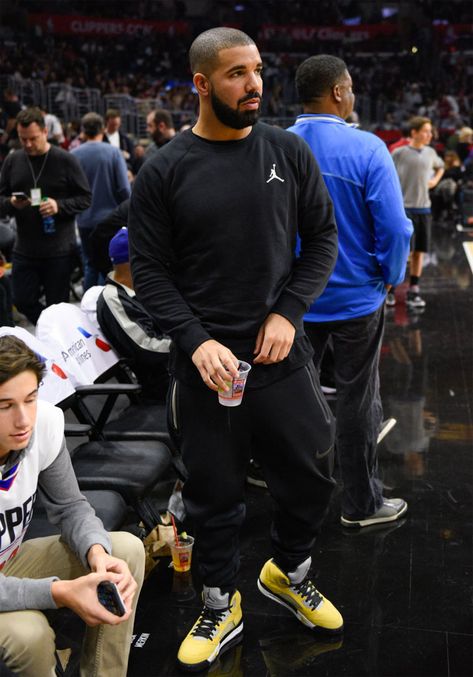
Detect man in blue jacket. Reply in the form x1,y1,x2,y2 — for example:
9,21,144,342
288,55,413,529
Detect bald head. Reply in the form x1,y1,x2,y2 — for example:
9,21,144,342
189,27,256,76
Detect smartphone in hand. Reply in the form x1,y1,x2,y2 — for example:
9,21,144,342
97,581,127,617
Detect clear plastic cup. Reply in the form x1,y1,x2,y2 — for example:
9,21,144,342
218,361,251,407
170,535,194,573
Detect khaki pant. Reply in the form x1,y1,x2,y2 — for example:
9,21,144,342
0,532,145,677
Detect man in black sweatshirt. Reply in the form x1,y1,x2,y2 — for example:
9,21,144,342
129,27,342,671
0,107,91,324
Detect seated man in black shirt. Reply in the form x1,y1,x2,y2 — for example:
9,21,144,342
97,227,171,402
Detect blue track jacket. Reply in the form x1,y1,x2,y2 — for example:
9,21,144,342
288,114,413,322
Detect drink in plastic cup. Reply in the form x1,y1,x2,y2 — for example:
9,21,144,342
170,535,194,573
218,361,251,407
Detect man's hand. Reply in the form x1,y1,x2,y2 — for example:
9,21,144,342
39,197,59,216
191,339,239,391
253,313,296,365
51,571,132,627
10,196,31,210
87,544,138,611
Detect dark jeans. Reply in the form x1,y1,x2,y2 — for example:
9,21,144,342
170,363,336,590
79,227,104,292
11,252,72,325
0,276,13,326
305,305,385,519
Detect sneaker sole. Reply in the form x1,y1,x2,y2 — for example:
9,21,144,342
406,301,426,308
377,418,397,445
341,501,408,528
257,579,343,634
177,621,243,673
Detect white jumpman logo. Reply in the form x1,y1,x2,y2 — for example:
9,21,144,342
266,163,285,183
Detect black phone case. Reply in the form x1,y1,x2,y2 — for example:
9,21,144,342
97,581,126,617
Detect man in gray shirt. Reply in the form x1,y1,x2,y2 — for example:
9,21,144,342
0,335,144,677
391,116,444,308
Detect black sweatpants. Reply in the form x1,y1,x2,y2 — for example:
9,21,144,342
12,252,72,325
305,305,385,520
170,362,336,590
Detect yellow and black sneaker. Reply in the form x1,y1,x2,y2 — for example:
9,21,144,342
257,558,343,633
177,587,243,672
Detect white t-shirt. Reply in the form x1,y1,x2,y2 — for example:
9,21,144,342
0,401,63,570
106,130,120,149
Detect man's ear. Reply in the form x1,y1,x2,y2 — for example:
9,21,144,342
193,73,210,97
332,83,343,103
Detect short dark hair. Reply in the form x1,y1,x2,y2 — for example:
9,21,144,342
16,107,45,129
295,55,348,103
408,116,431,133
150,109,174,129
105,108,121,121
189,27,255,75
81,112,104,137
0,335,45,386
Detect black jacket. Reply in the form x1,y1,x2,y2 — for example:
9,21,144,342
97,274,171,400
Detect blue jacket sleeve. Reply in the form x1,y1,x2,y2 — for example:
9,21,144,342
366,143,413,286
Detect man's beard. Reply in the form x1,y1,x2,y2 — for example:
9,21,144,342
210,89,261,129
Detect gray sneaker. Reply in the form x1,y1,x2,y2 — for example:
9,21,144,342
386,292,396,307
341,498,408,528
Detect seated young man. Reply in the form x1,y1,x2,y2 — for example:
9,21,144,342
0,335,145,677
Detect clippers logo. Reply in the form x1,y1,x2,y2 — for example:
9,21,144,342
0,463,20,492
77,327,112,352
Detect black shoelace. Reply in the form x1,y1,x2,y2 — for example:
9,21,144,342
292,576,323,611
191,606,227,639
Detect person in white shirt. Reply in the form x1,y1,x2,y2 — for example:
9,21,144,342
103,109,135,164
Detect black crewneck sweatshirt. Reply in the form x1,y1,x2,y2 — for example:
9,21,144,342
129,123,337,388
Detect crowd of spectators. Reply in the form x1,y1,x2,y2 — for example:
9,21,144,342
0,1,472,163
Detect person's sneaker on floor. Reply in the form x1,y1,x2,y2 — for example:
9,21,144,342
341,498,408,528
386,292,396,307
257,558,343,633
406,290,426,308
246,459,268,489
177,587,243,672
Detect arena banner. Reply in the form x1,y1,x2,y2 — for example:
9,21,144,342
259,22,473,42
259,23,398,42
28,14,190,37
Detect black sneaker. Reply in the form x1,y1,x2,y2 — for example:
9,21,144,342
246,459,268,489
406,291,426,308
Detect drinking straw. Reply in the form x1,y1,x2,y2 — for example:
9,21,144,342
170,514,179,546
